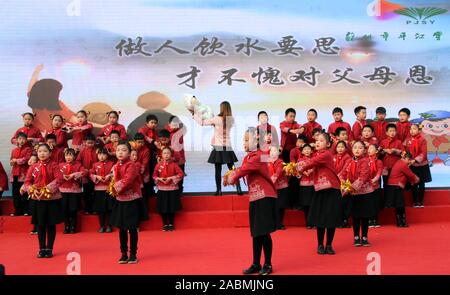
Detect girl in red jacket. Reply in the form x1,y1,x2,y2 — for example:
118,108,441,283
11,112,43,146
20,143,63,258
98,111,127,144
153,147,184,232
43,114,68,150
405,124,432,208
340,141,376,247
225,127,278,275
297,144,315,228
268,145,289,230
110,141,148,264
385,152,420,227
59,148,86,234
367,144,383,228
296,133,343,255
66,110,93,151
333,140,352,228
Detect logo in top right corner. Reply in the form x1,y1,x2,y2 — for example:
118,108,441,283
394,6,448,25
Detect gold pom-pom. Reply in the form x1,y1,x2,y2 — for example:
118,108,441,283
223,165,236,187
340,179,355,196
42,187,52,199
107,178,118,198
283,162,300,177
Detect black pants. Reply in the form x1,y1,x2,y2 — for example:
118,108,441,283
252,234,273,266
316,227,336,247
64,211,77,229
353,217,369,238
37,225,56,250
277,209,285,227
82,181,95,213
160,213,175,226
412,181,425,204
98,212,111,227
119,229,138,255
148,156,157,196
214,163,234,191
12,178,28,215
303,206,310,226
178,164,185,194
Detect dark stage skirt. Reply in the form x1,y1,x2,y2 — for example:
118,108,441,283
61,193,81,213
207,146,238,164
308,188,343,228
411,165,432,183
298,185,314,207
249,197,277,237
276,187,290,209
373,188,383,213
288,177,300,208
350,192,378,218
31,199,64,226
93,190,115,212
156,189,182,214
110,198,149,230
384,185,405,208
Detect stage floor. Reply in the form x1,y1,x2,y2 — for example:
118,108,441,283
1,223,450,275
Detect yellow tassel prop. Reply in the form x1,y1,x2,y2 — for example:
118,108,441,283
107,178,118,198
340,179,355,196
28,185,52,200
223,165,236,187
283,162,300,177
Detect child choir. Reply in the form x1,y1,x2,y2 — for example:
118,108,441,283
1,103,432,273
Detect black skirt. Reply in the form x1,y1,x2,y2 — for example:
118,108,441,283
373,188,383,213
249,197,277,237
341,196,352,219
298,185,314,207
156,189,182,214
110,198,149,230
61,193,81,213
288,177,300,208
207,146,238,164
276,188,290,209
384,185,405,208
350,192,378,218
31,199,64,226
93,190,115,212
308,188,343,228
411,165,432,183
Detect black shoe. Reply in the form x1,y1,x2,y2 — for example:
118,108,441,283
395,214,402,227
37,249,46,258
163,225,169,231
243,264,261,274
259,264,273,275
413,203,419,208
400,214,409,227
168,224,174,231
368,220,373,228
118,253,128,264
30,230,38,235
342,219,351,228
128,253,138,264
45,249,54,258
98,227,105,233
69,226,76,234
306,226,313,229
317,245,325,255
214,190,222,196
419,202,425,208
277,225,286,230
325,245,336,255
63,226,70,234
354,236,362,247
105,226,112,233
362,237,371,247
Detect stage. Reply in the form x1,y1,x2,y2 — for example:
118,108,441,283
0,190,449,275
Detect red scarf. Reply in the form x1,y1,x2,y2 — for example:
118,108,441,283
268,161,275,176
13,146,22,159
114,162,121,179
368,156,377,176
349,157,358,179
64,162,72,175
100,161,106,177
38,160,48,186
160,161,169,178
334,155,341,170
410,135,420,156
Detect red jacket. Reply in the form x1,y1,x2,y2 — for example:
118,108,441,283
404,134,428,167
297,157,314,186
153,160,184,191
352,119,367,141
98,123,127,140
388,160,420,188
0,162,8,192
11,125,43,146
380,137,403,174
50,146,65,164
290,148,302,163
138,125,159,146
331,140,352,156
296,149,341,191
105,142,118,162
133,161,144,188
396,121,412,143
112,160,142,201
165,124,186,165
333,152,351,175
228,150,277,202
68,122,93,148
279,121,301,151
10,145,33,182
268,158,288,190
368,155,383,190
371,120,388,142
136,145,151,183
58,162,86,193
44,127,68,149
257,123,279,146
340,156,374,195
362,136,379,147
90,160,114,191
302,121,322,143
328,121,353,141
23,160,62,200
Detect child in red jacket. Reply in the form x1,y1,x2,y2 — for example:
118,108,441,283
268,146,289,230
76,133,98,214
334,140,352,228
297,144,315,228
367,144,383,228
153,147,184,232
11,112,43,146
